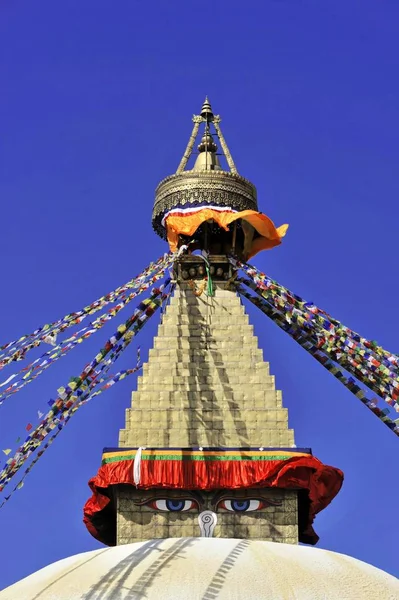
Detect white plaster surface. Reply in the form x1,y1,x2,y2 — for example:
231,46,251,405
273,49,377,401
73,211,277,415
1,538,398,600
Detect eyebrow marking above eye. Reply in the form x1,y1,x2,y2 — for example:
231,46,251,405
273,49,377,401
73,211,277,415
211,491,230,506
133,490,205,507
211,490,283,508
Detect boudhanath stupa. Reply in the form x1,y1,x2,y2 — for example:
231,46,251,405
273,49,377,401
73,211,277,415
1,99,398,600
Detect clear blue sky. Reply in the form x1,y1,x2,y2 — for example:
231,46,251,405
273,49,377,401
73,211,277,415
0,0,398,589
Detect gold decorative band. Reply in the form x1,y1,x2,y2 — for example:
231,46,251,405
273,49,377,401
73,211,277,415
153,171,258,238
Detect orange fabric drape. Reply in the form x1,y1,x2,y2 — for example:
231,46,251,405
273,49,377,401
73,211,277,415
165,209,288,259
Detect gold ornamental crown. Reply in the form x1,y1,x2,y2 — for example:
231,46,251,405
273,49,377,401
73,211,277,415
152,98,258,239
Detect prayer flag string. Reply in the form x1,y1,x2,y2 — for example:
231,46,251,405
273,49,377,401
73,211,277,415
237,284,399,437
0,361,143,508
231,258,399,437
238,274,399,405
232,258,398,370
232,258,399,397
0,264,170,407
0,282,170,494
0,252,175,370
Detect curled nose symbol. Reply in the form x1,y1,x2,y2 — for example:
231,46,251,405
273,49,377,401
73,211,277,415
198,510,217,537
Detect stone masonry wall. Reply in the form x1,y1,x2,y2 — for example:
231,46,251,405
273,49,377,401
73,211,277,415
117,487,298,545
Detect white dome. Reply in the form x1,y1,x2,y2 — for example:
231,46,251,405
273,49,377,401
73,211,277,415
1,538,398,600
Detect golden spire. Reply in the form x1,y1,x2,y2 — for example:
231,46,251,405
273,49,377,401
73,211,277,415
174,97,237,174
193,103,221,172
152,98,257,240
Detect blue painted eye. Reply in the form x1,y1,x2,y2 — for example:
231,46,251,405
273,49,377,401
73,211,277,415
220,499,262,512
166,499,186,511
150,499,196,512
231,500,250,511
230,500,249,512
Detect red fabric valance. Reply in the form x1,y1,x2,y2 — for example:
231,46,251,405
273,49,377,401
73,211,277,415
83,449,343,546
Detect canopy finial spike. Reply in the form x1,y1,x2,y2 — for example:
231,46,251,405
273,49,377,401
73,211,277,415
201,96,214,121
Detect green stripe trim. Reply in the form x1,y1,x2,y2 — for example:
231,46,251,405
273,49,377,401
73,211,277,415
102,453,295,465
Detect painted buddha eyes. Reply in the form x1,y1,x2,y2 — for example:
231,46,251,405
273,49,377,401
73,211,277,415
147,498,266,512
149,499,196,512
218,499,264,512
219,499,263,512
